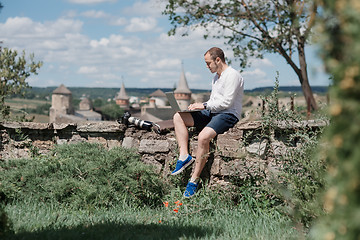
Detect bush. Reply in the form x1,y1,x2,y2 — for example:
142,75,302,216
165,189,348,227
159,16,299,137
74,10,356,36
242,74,327,229
310,0,360,238
0,142,167,208
100,103,124,120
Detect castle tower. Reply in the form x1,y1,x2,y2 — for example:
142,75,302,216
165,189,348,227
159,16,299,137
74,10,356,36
115,82,130,109
49,84,74,123
79,97,92,111
174,64,192,110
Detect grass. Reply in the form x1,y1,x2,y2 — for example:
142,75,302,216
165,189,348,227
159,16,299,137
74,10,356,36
1,142,301,239
5,98,50,108
4,194,298,240
4,98,50,123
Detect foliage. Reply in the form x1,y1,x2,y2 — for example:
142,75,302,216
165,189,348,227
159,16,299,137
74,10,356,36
164,0,319,110
100,103,124,120
309,0,360,239
0,47,42,119
242,74,327,230
0,142,167,208
21,103,51,115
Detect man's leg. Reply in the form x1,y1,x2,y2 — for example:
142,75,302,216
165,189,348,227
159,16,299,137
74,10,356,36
173,112,194,156
171,112,195,175
183,126,217,197
191,126,217,179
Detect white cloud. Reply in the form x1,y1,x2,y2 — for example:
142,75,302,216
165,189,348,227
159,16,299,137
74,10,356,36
125,17,158,32
123,0,166,16
68,0,117,4
81,10,109,19
154,59,181,69
0,17,83,40
109,17,127,26
78,66,99,74
0,6,265,89
242,68,267,79
250,58,274,68
90,38,110,47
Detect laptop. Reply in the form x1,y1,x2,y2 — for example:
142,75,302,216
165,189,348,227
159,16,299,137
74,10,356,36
165,92,201,113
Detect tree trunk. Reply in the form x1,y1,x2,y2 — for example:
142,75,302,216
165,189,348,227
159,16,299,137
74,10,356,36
297,39,318,111
276,41,318,112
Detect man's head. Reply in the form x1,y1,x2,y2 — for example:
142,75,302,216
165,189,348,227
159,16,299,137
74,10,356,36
204,47,227,74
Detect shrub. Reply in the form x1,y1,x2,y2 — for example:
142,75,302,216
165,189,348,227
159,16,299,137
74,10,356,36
0,142,167,208
310,0,360,238
241,74,327,229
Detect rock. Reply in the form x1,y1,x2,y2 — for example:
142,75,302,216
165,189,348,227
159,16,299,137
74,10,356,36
246,140,268,158
138,139,169,153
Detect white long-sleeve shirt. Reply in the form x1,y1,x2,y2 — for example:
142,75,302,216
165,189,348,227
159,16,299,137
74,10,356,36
206,66,244,120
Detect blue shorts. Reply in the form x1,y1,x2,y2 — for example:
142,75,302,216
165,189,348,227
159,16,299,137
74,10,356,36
191,110,239,134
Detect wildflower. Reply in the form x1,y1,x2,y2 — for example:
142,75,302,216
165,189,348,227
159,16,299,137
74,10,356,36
163,201,169,207
173,208,179,213
174,200,182,206
159,220,162,223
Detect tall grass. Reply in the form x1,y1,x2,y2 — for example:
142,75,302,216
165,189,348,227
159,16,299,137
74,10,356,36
1,142,299,239
4,191,298,240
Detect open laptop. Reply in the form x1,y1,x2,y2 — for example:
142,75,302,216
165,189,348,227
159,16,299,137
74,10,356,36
165,92,201,113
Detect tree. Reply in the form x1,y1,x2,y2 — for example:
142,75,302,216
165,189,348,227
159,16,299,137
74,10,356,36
0,47,43,118
164,0,319,110
100,103,124,120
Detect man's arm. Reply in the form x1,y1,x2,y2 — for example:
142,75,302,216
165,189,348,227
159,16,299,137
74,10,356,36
187,102,206,110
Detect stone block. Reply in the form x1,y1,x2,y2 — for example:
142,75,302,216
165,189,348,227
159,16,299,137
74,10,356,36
122,137,135,149
271,140,288,157
210,156,221,175
56,138,68,145
141,154,163,174
220,159,245,176
245,140,268,158
77,122,124,132
138,139,169,153
69,134,86,144
88,136,107,147
107,139,121,149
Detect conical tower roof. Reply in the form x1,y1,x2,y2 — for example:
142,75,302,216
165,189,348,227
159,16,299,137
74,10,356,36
149,89,166,97
174,64,191,94
116,82,129,100
53,84,72,95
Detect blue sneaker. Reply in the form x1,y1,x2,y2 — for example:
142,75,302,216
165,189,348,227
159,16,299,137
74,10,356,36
183,181,199,198
171,155,194,175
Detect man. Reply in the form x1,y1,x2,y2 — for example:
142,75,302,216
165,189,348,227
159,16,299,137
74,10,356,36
171,47,244,197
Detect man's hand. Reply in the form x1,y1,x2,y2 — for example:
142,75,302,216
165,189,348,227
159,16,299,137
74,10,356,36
188,102,205,110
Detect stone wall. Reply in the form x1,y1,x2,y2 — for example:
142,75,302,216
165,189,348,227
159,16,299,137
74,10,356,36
0,120,327,185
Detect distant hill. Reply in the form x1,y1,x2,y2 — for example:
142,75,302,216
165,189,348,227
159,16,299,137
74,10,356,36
245,86,328,94
23,87,210,100
20,86,328,100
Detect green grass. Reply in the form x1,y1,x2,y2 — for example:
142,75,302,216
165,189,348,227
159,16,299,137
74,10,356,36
1,142,301,239
4,195,298,240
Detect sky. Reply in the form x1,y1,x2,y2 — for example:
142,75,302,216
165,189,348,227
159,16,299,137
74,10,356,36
0,0,330,90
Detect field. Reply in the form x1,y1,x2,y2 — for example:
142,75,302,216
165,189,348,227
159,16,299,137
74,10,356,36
1,142,301,240
4,98,50,123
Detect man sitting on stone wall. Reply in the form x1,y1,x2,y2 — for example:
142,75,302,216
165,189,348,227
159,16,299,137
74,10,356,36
171,47,244,197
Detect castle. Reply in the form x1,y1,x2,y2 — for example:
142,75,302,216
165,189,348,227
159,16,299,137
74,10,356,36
49,64,206,123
